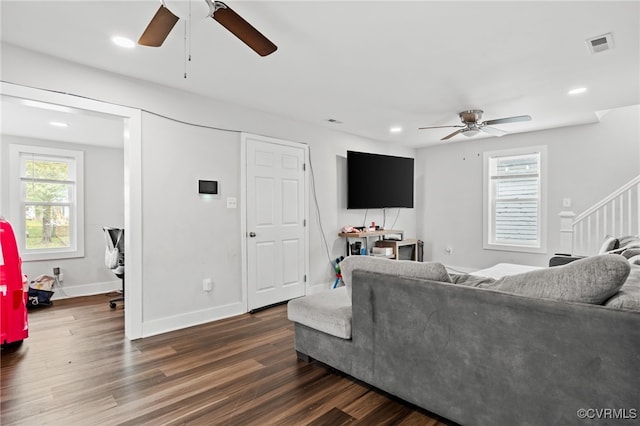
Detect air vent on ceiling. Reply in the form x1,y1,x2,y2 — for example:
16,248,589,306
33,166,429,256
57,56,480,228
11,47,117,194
586,33,614,55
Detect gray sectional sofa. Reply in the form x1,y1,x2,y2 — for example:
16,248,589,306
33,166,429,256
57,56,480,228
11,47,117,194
288,255,640,426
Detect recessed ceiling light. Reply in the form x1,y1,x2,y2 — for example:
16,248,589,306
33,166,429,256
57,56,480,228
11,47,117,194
49,121,69,128
112,36,135,49
568,87,587,96
390,126,403,133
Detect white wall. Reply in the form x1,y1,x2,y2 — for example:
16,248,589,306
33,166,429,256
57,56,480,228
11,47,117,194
307,137,416,289
140,113,243,325
1,44,416,334
0,134,124,296
416,104,640,269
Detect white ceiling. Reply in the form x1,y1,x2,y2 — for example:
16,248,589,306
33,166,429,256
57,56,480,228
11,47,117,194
1,0,638,147
1,95,125,148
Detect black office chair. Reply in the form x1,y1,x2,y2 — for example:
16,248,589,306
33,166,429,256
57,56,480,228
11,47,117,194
103,227,124,309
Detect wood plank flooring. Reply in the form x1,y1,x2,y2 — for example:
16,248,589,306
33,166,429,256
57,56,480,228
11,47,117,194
1,295,451,425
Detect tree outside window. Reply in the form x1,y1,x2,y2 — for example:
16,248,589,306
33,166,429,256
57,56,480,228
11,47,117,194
23,157,73,249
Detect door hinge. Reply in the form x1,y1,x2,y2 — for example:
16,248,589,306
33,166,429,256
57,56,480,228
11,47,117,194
303,219,306,227
303,163,306,171
304,275,307,282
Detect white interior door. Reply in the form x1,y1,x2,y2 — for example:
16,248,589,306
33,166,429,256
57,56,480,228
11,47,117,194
245,135,307,311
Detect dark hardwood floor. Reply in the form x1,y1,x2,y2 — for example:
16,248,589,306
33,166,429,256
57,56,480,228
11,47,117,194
1,295,448,425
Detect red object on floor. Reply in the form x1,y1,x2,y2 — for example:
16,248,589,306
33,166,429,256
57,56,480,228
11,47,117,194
1,218,29,346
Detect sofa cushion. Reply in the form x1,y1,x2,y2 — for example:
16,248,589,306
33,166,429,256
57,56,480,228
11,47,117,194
480,254,630,304
618,235,640,248
621,248,640,259
604,264,640,311
287,287,352,339
340,256,451,299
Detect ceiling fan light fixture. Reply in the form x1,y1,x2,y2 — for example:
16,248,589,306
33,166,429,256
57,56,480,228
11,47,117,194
162,0,215,20
462,128,480,137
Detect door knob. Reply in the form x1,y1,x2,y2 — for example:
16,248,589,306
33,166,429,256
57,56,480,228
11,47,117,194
249,232,256,238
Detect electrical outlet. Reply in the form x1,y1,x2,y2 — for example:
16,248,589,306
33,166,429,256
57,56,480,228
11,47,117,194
445,247,453,255
58,273,64,283
203,278,213,292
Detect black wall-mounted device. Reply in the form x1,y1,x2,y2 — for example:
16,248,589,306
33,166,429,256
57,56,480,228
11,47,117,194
198,180,218,194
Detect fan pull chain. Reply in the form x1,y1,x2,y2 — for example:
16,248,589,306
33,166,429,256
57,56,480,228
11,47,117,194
183,1,193,79
183,20,187,78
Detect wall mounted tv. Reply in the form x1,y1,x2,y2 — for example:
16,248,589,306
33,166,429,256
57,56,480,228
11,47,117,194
347,151,414,209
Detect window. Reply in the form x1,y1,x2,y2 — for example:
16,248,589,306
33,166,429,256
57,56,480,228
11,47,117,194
483,146,547,253
9,145,84,261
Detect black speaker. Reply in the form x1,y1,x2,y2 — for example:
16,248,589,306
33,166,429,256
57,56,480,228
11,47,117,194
198,180,218,194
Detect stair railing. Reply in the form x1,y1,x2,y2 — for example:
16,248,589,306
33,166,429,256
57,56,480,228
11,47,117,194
562,175,640,256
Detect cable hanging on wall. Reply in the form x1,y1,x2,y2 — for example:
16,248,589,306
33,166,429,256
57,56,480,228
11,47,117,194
308,146,334,270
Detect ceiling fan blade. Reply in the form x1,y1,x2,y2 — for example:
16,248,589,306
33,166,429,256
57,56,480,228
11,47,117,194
418,125,464,130
138,5,179,47
480,126,507,137
484,115,532,126
213,2,277,56
441,129,465,140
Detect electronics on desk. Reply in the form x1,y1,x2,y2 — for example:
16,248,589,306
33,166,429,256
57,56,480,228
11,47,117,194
372,247,393,256
350,242,362,255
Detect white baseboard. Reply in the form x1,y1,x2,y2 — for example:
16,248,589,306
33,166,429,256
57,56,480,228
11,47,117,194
50,280,121,300
141,301,245,338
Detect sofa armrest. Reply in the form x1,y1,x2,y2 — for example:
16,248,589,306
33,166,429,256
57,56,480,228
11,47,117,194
548,254,585,267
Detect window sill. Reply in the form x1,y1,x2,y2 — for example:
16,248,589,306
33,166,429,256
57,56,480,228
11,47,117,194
483,242,547,255
22,249,84,262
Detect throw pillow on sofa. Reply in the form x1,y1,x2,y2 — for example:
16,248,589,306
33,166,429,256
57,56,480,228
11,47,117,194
480,254,630,304
340,256,451,299
598,235,619,254
621,248,640,259
604,264,640,311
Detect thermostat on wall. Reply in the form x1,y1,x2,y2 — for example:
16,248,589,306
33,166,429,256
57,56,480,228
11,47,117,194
198,180,218,194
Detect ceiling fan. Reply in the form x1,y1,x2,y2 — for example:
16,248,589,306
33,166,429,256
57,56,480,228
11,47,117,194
138,0,277,57
419,109,532,141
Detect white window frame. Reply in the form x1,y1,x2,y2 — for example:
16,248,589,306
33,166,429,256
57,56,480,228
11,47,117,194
483,145,547,254
9,144,84,261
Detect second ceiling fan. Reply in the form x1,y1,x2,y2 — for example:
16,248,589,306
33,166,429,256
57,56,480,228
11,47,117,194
419,110,531,141
138,0,277,57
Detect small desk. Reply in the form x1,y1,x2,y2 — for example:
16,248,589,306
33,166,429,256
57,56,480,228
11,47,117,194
375,238,419,261
338,229,406,257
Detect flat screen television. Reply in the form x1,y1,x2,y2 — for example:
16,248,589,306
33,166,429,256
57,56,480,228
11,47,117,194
347,151,414,209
